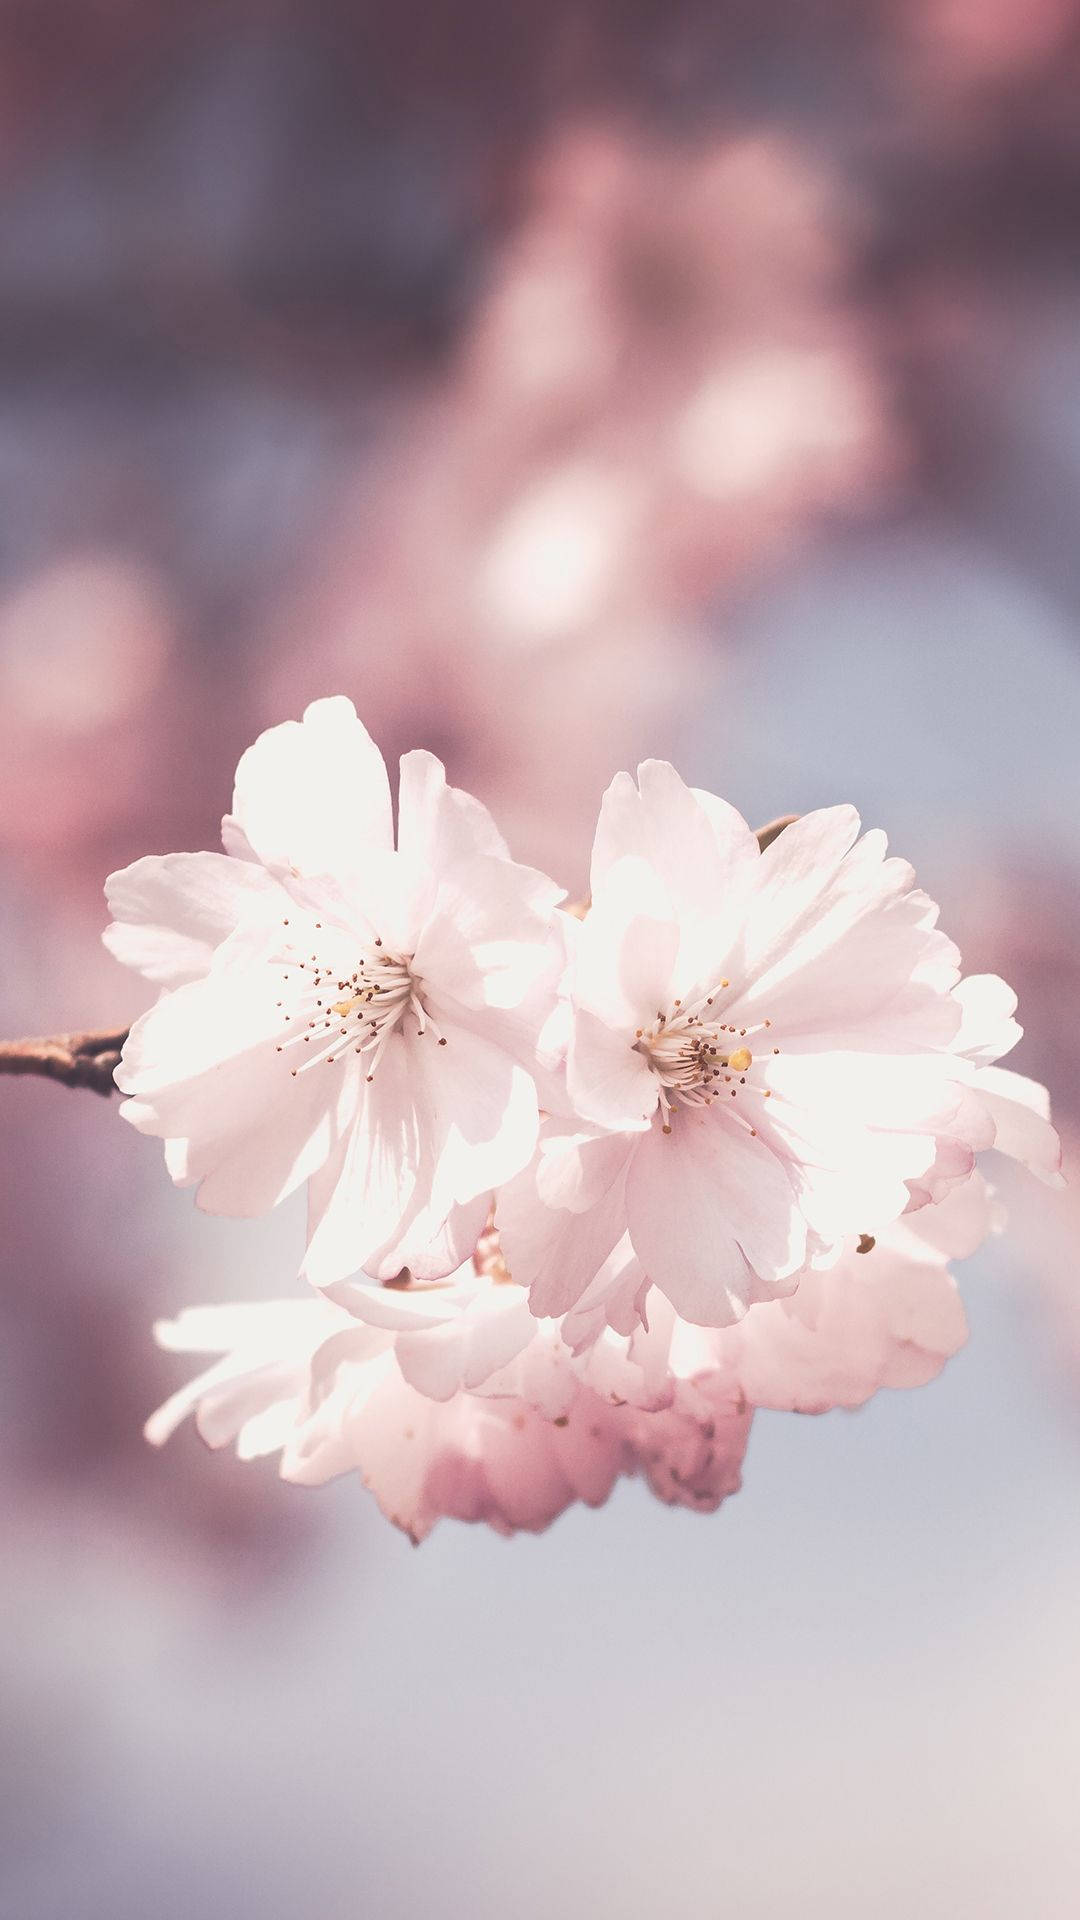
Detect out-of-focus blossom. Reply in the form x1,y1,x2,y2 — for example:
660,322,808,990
0,554,175,865
107,698,563,1283
146,1278,752,1543
908,0,1077,87
146,1173,993,1541
263,125,900,886
500,764,983,1328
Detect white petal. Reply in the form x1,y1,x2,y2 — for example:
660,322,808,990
104,851,280,986
497,1129,635,1318
728,1209,972,1414
626,1115,803,1325
590,760,758,916
731,814,960,1038
397,748,510,868
359,1192,492,1284
227,696,393,877
974,1065,1064,1185
144,1299,334,1447
394,1287,536,1400
572,854,680,1025
302,1040,425,1285
415,852,563,1018
302,1024,537,1286
412,1020,540,1211
567,1009,657,1132
117,962,356,1215
952,973,1021,1063
322,1277,468,1332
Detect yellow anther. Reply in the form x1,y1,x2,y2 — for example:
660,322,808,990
728,1046,752,1073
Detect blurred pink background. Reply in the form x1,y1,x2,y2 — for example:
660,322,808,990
1,5,1079,1915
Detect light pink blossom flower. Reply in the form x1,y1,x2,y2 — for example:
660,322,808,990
499,763,1005,1328
146,1293,626,1543
107,698,562,1284
145,1174,990,1540
580,1174,991,1419
146,1248,752,1541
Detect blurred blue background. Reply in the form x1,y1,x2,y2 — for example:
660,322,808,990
1,5,1078,1914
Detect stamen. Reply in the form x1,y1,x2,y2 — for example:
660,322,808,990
272,926,429,1080
634,981,774,1126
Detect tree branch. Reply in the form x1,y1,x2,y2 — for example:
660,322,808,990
0,1029,129,1096
0,817,798,1097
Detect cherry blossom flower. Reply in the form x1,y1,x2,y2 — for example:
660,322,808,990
146,1292,628,1543
498,762,1021,1329
106,697,562,1285
145,1173,992,1540
586,1174,991,1419
146,1245,752,1541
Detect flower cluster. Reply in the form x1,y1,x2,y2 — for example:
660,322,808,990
108,699,1061,1540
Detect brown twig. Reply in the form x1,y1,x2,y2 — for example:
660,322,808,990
754,814,799,852
0,1029,129,1096
0,819,798,1099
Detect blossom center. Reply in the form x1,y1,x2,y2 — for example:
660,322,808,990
634,983,775,1132
272,921,444,1080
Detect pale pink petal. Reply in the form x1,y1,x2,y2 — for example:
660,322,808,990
758,1052,951,1238
626,1115,805,1326
590,760,758,915
226,695,393,876
397,748,510,868
412,1019,540,1212
303,1024,537,1286
974,1065,1064,1185
893,1171,998,1261
567,1008,657,1133
338,1374,623,1541
727,1210,972,1414
622,1128,749,1328
497,1129,636,1318
561,1238,651,1354
731,823,960,1040
477,1320,583,1419
104,851,280,986
572,853,680,1023
117,959,357,1215
302,1041,426,1286
907,1133,977,1209
281,846,436,957
394,1287,536,1400
145,1299,336,1447
359,1192,492,1284
416,851,563,1018
952,973,1022,1063
629,1400,752,1512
